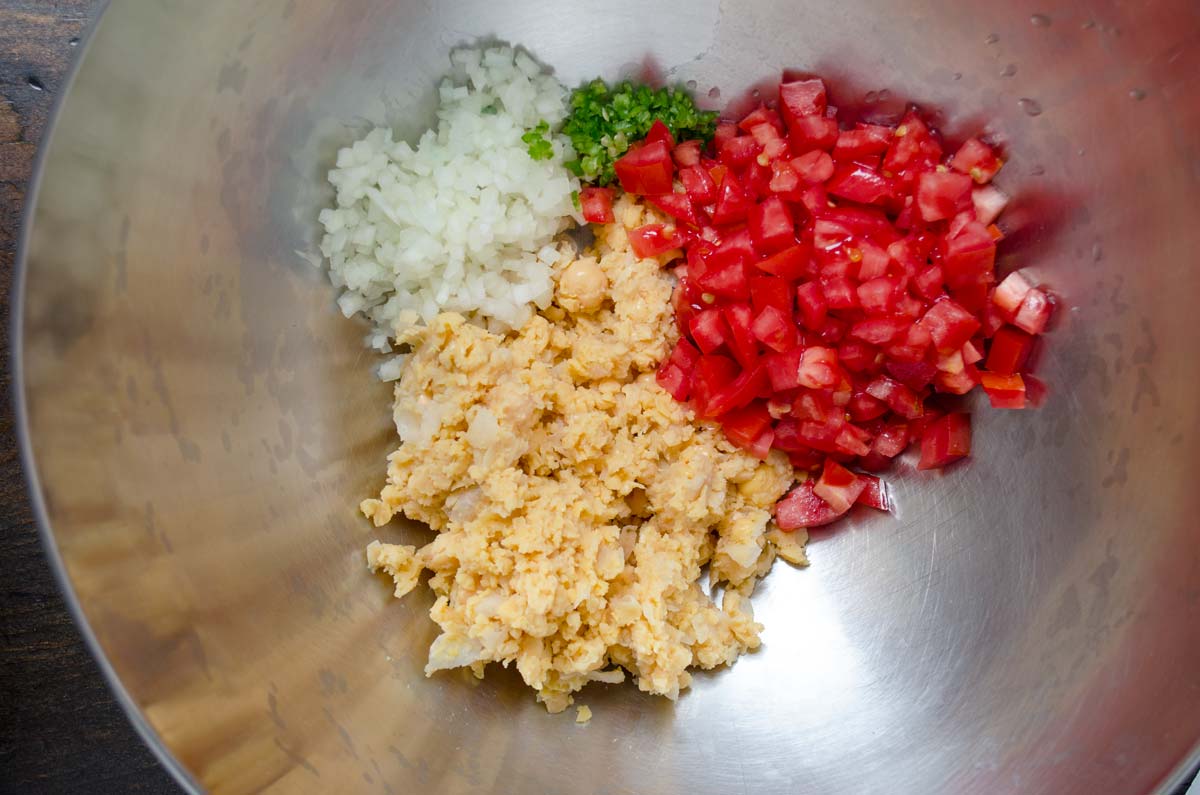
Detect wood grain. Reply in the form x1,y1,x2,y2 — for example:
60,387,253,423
0,2,179,792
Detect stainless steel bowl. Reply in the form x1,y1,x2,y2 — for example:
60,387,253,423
16,1,1200,793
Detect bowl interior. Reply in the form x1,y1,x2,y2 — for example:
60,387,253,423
18,1,1200,793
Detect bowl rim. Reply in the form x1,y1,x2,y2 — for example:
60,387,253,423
8,4,1199,794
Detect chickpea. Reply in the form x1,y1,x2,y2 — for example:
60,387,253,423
557,257,608,314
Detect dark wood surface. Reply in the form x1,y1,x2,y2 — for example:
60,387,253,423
0,4,1194,795
0,2,180,793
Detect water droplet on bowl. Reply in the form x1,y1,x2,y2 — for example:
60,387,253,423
865,90,879,103
1082,19,1097,30
1092,242,1104,262
1018,97,1043,116
986,33,1000,44
27,75,44,91
1129,88,1147,101
685,79,697,90
751,88,761,98
1030,164,1046,176
877,88,891,101
1031,13,1051,27
953,72,963,81
708,86,720,99
1001,63,1018,77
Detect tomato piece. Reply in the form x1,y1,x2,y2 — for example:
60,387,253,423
856,241,890,281
813,458,867,514
713,122,739,150
643,119,676,149
749,196,796,254
788,116,839,153
826,163,900,206
866,376,924,419
795,281,829,331
776,479,843,530
722,401,774,452
855,474,891,511
985,326,1035,375
628,223,690,259
666,337,701,372
856,277,900,315
942,221,997,288
913,265,944,302
655,364,690,400
578,187,615,224
673,139,702,168
703,362,769,418
739,104,785,133
972,185,1009,226
748,120,790,160
950,138,1003,184
833,125,894,161
822,277,860,310
979,374,1027,410
765,347,806,391
1013,288,1054,335
849,316,909,346
711,173,756,225
883,113,941,174
917,297,981,354
614,140,675,196
838,340,880,374
779,78,828,127
722,303,760,368
916,171,974,222
680,165,718,205
648,192,700,227
695,260,749,301
749,275,794,316
792,150,836,184
797,346,840,389
750,305,797,353
691,354,739,414
992,271,1033,318
934,363,981,395
719,134,763,167
918,412,972,469
769,159,803,197
756,244,813,281
688,308,730,354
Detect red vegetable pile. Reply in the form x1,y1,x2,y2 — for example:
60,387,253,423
583,76,1054,531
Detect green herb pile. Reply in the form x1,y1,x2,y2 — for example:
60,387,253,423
523,80,719,185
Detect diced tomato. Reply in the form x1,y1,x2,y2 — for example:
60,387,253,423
779,78,828,129
688,308,730,354
934,363,980,395
751,305,797,352
749,196,796,254
795,281,828,330
644,119,675,149
981,372,1027,408
722,402,774,453
614,140,674,196
628,223,689,259
673,139,702,168
849,316,909,346
666,337,701,372
711,172,757,225
713,122,738,150
884,113,941,174
916,171,973,222
799,184,830,214
856,241,890,281
872,421,910,458
992,271,1034,318
680,165,717,205
972,185,1009,226
749,275,794,316
692,354,740,414
1013,288,1054,335
866,376,924,419
847,390,888,421
942,221,997,288
838,340,880,375
792,150,836,184
814,458,868,513
703,363,769,418
918,412,971,469
722,303,760,368
913,265,944,301
855,475,891,511
765,346,806,392
748,120,789,160
815,316,849,345
648,192,699,227
822,277,859,310
951,138,1003,184
719,134,763,167
580,187,615,224
884,358,937,391
826,163,900,206
917,297,981,354
738,104,785,133
797,346,840,389
776,479,843,530
655,364,690,400
696,259,749,300
788,115,839,153
769,159,802,196
856,277,899,314
985,326,1035,375
756,244,813,281
833,125,894,160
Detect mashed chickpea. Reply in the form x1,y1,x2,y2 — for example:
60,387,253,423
363,197,807,712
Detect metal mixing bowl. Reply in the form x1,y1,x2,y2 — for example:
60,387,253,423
15,1,1200,793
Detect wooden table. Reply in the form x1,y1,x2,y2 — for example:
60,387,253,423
0,2,179,792
0,3,1195,795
